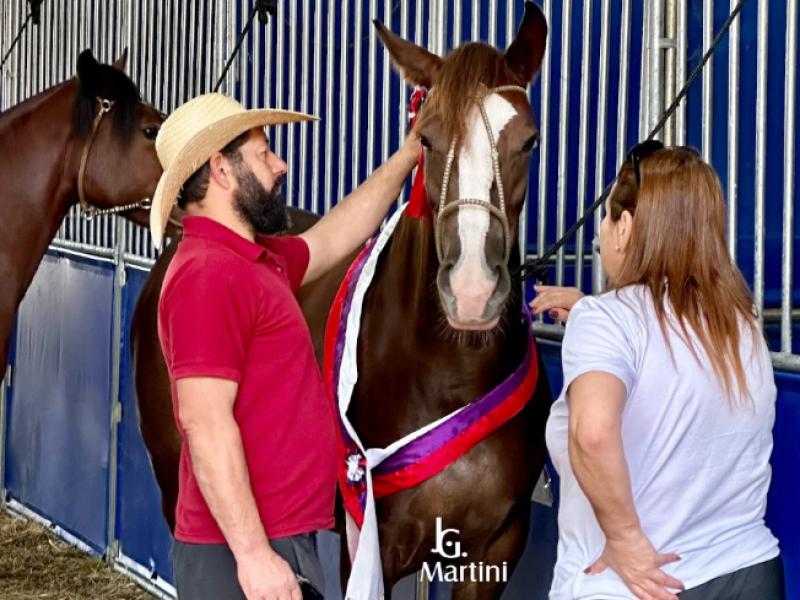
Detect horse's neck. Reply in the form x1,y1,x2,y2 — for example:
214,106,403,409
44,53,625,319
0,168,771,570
0,81,80,303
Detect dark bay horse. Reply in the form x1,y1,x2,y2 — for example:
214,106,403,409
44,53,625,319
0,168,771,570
133,3,550,597
0,49,164,376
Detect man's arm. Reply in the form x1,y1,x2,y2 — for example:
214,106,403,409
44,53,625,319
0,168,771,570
299,133,420,285
177,377,300,600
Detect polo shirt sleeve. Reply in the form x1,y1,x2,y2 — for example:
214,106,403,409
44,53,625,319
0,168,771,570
275,236,310,292
161,266,255,383
561,296,637,397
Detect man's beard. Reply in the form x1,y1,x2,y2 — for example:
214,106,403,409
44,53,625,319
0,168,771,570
232,164,289,235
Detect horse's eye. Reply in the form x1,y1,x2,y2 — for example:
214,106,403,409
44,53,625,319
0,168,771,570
522,134,540,152
143,126,160,140
420,135,433,149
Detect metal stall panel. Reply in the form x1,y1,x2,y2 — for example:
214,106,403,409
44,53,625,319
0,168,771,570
4,252,115,552
766,372,800,599
115,266,175,590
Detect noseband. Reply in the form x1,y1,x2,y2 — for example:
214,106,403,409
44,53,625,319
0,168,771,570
77,96,152,220
435,84,529,265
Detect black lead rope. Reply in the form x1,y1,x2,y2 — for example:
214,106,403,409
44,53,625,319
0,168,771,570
213,0,278,93
515,0,749,283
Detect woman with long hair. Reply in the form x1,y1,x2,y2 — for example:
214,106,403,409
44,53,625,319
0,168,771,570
537,145,784,599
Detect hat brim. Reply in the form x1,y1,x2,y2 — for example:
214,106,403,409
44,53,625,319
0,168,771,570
149,108,316,248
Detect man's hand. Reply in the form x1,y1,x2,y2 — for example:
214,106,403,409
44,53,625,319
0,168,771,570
237,548,302,600
586,528,684,600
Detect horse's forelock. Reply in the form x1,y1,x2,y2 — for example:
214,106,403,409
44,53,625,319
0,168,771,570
418,43,522,143
72,63,142,144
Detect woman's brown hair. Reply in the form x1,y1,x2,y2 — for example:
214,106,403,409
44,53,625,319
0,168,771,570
609,146,759,403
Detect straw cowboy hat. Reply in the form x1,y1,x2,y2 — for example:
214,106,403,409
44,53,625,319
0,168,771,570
149,93,316,248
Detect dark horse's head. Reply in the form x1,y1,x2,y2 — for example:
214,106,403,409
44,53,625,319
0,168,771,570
72,49,163,226
376,2,547,331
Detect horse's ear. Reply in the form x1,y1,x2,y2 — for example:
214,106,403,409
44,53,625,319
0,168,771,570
374,19,442,88
505,1,548,84
77,49,100,95
112,48,129,72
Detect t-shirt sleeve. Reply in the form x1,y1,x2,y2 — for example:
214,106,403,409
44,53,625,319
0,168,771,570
275,236,310,292
561,297,637,396
160,266,255,382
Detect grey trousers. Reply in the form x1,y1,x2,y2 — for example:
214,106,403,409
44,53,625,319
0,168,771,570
173,533,325,600
678,556,785,600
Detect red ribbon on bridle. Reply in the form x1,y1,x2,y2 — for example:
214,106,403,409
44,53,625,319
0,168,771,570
405,86,431,219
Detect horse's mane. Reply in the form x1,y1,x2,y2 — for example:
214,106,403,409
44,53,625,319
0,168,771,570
418,43,524,143
72,62,141,143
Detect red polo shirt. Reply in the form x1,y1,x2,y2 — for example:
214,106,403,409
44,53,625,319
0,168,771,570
157,216,337,543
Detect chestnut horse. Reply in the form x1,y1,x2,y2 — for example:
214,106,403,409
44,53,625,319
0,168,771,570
132,3,550,598
0,49,164,377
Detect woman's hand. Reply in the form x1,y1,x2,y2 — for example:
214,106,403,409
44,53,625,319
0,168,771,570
529,285,584,322
586,529,684,600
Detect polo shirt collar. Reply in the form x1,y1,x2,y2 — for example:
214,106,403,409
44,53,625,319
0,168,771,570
182,216,267,262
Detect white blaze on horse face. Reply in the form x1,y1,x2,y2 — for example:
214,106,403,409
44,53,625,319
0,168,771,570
449,93,517,323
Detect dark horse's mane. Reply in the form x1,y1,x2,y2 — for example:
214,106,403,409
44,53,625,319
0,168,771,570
417,42,527,142
72,56,142,144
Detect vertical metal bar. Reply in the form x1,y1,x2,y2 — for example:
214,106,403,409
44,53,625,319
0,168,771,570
639,1,650,141
337,0,349,201
275,0,285,157
204,0,213,93
253,0,263,107
105,219,125,564
664,0,678,145
753,0,768,323
782,0,797,353
650,0,663,138
727,0,740,259
536,0,552,267
575,0,593,290
488,0,498,47
352,0,363,189
676,0,687,144
382,0,391,164
240,0,249,105
592,0,611,294
555,0,571,286
453,0,462,47
311,1,323,214
300,0,311,209
367,0,378,175
471,0,480,42
186,0,196,98
324,0,335,213
399,0,410,158
616,0,631,167
286,0,297,205
702,0,714,161
506,0,516,48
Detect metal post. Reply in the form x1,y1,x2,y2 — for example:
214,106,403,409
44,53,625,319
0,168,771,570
287,0,298,205
639,1,650,140
352,0,364,191
453,0,462,48
555,0,572,286
754,0,768,324
616,0,631,168
727,0,740,259
702,0,714,161
471,0,480,42
0,364,9,505
337,0,349,202
311,1,322,214
324,0,334,213
676,0,687,145
592,0,611,294
300,0,311,208
381,0,391,165
782,0,797,353
575,0,593,290
536,0,552,273
488,0,498,46
105,218,126,565
650,0,664,138
664,0,678,145
367,0,378,176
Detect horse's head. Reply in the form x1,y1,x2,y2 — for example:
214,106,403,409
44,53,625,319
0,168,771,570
72,49,163,224
377,2,547,331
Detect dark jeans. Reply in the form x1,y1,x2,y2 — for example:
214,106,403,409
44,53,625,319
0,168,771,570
173,532,325,600
678,556,785,600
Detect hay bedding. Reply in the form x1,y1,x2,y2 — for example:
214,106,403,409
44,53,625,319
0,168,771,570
0,509,153,599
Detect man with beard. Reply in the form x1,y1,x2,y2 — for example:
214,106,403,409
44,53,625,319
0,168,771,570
148,94,420,600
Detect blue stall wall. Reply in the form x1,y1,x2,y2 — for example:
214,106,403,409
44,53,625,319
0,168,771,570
5,252,114,552
116,267,175,583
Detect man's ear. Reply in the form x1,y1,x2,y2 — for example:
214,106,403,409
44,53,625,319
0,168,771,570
208,153,234,189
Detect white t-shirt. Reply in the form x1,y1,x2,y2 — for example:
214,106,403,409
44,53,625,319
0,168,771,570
545,285,780,599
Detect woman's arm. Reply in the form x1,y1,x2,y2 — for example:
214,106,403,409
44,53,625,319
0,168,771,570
568,371,684,600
